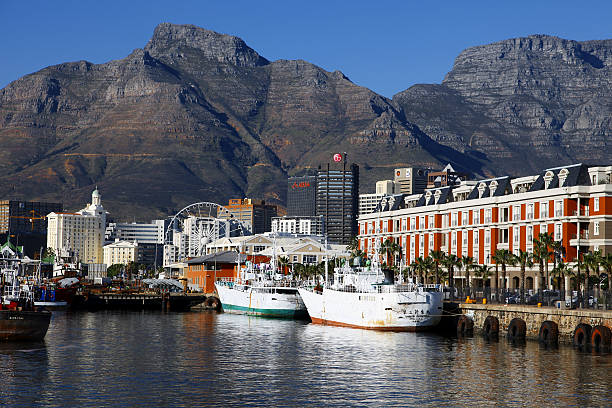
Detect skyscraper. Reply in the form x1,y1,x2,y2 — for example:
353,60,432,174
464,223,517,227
316,155,359,245
287,175,317,217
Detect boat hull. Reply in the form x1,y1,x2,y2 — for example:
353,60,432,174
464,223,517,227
298,287,443,331
0,310,52,341
216,284,307,319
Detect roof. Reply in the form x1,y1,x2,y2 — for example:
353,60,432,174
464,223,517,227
186,250,245,265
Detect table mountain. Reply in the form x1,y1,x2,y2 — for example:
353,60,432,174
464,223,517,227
0,25,609,220
394,35,611,175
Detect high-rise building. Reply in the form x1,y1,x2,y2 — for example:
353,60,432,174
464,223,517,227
287,175,317,217
394,167,429,195
0,200,63,235
46,189,107,265
316,157,359,245
221,198,278,234
271,215,325,236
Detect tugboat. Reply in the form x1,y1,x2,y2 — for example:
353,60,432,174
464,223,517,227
1,258,52,341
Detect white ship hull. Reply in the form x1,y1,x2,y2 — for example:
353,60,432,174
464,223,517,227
298,287,443,331
216,283,307,318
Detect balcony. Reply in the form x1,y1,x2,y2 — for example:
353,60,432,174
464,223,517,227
569,231,590,246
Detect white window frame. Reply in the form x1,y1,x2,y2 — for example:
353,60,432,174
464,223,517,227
554,223,562,241
540,201,548,219
594,196,600,212
594,221,600,236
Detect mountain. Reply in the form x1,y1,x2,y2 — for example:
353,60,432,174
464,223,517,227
0,25,610,220
394,35,611,175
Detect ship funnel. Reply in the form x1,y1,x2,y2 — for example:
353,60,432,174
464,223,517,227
382,268,395,285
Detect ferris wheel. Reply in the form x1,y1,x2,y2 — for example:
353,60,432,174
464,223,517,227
164,202,245,260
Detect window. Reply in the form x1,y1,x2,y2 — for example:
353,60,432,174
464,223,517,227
303,255,317,264
527,226,533,243
253,245,266,253
554,200,563,217
451,213,457,227
473,210,480,225
452,231,457,249
527,204,534,220
462,212,468,226
499,228,509,244
485,209,492,224
512,206,520,222
485,230,491,245
554,223,562,241
594,221,600,236
428,215,434,229
513,227,519,245
442,214,449,228
410,217,416,230
429,234,434,251
540,202,548,218
419,216,425,230
401,218,407,231
594,197,600,212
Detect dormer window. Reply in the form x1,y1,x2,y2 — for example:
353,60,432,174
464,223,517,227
425,191,432,204
478,183,486,198
489,181,498,197
434,190,441,204
544,171,554,189
558,168,569,187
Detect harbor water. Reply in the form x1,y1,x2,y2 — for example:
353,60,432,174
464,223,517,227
1,311,611,407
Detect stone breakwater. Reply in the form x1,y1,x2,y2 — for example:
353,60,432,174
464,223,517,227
455,303,612,345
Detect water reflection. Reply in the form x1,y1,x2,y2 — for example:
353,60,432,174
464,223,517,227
1,311,610,407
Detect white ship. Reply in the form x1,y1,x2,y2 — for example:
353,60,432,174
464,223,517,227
215,242,307,319
298,255,443,331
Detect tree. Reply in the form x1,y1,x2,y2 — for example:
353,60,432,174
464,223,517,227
474,265,493,289
533,232,553,290
410,257,426,284
430,250,445,285
347,235,359,253
278,256,290,275
552,261,571,299
442,254,462,297
462,256,476,290
493,249,515,293
381,238,400,267
107,264,123,278
422,256,435,285
515,250,533,303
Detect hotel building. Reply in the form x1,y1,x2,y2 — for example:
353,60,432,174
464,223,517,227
47,189,107,264
358,164,612,290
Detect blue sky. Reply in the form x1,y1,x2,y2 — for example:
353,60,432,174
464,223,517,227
1,1,610,97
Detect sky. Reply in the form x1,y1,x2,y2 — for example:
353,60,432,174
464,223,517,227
1,1,611,98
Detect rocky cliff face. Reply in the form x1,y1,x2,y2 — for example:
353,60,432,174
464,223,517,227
394,35,611,175
0,27,609,220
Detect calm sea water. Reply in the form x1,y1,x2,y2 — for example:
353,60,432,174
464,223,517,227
1,310,611,407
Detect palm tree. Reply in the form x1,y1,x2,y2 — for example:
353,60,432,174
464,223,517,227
422,256,435,285
411,257,426,284
347,235,359,253
493,249,515,293
278,256,290,274
381,238,400,267
442,254,462,298
430,250,445,285
462,256,476,290
474,264,493,293
533,232,553,290
552,261,571,300
583,251,602,296
515,250,533,303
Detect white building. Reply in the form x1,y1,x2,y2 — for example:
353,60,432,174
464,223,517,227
105,220,165,244
103,240,139,266
47,189,107,264
271,216,324,236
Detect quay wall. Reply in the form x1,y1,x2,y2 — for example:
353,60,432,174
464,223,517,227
457,303,612,343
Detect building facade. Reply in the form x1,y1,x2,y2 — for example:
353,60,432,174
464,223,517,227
287,175,317,217
105,220,165,244
359,164,612,290
394,167,429,195
103,240,139,266
220,198,277,234
271,216,324,236
0,200,63,234
316,162,359,245
46,189,107,264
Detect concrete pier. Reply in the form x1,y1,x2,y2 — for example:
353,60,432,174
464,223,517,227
453,302,612,344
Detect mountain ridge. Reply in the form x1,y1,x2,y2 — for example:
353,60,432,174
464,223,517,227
0,24,609,220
